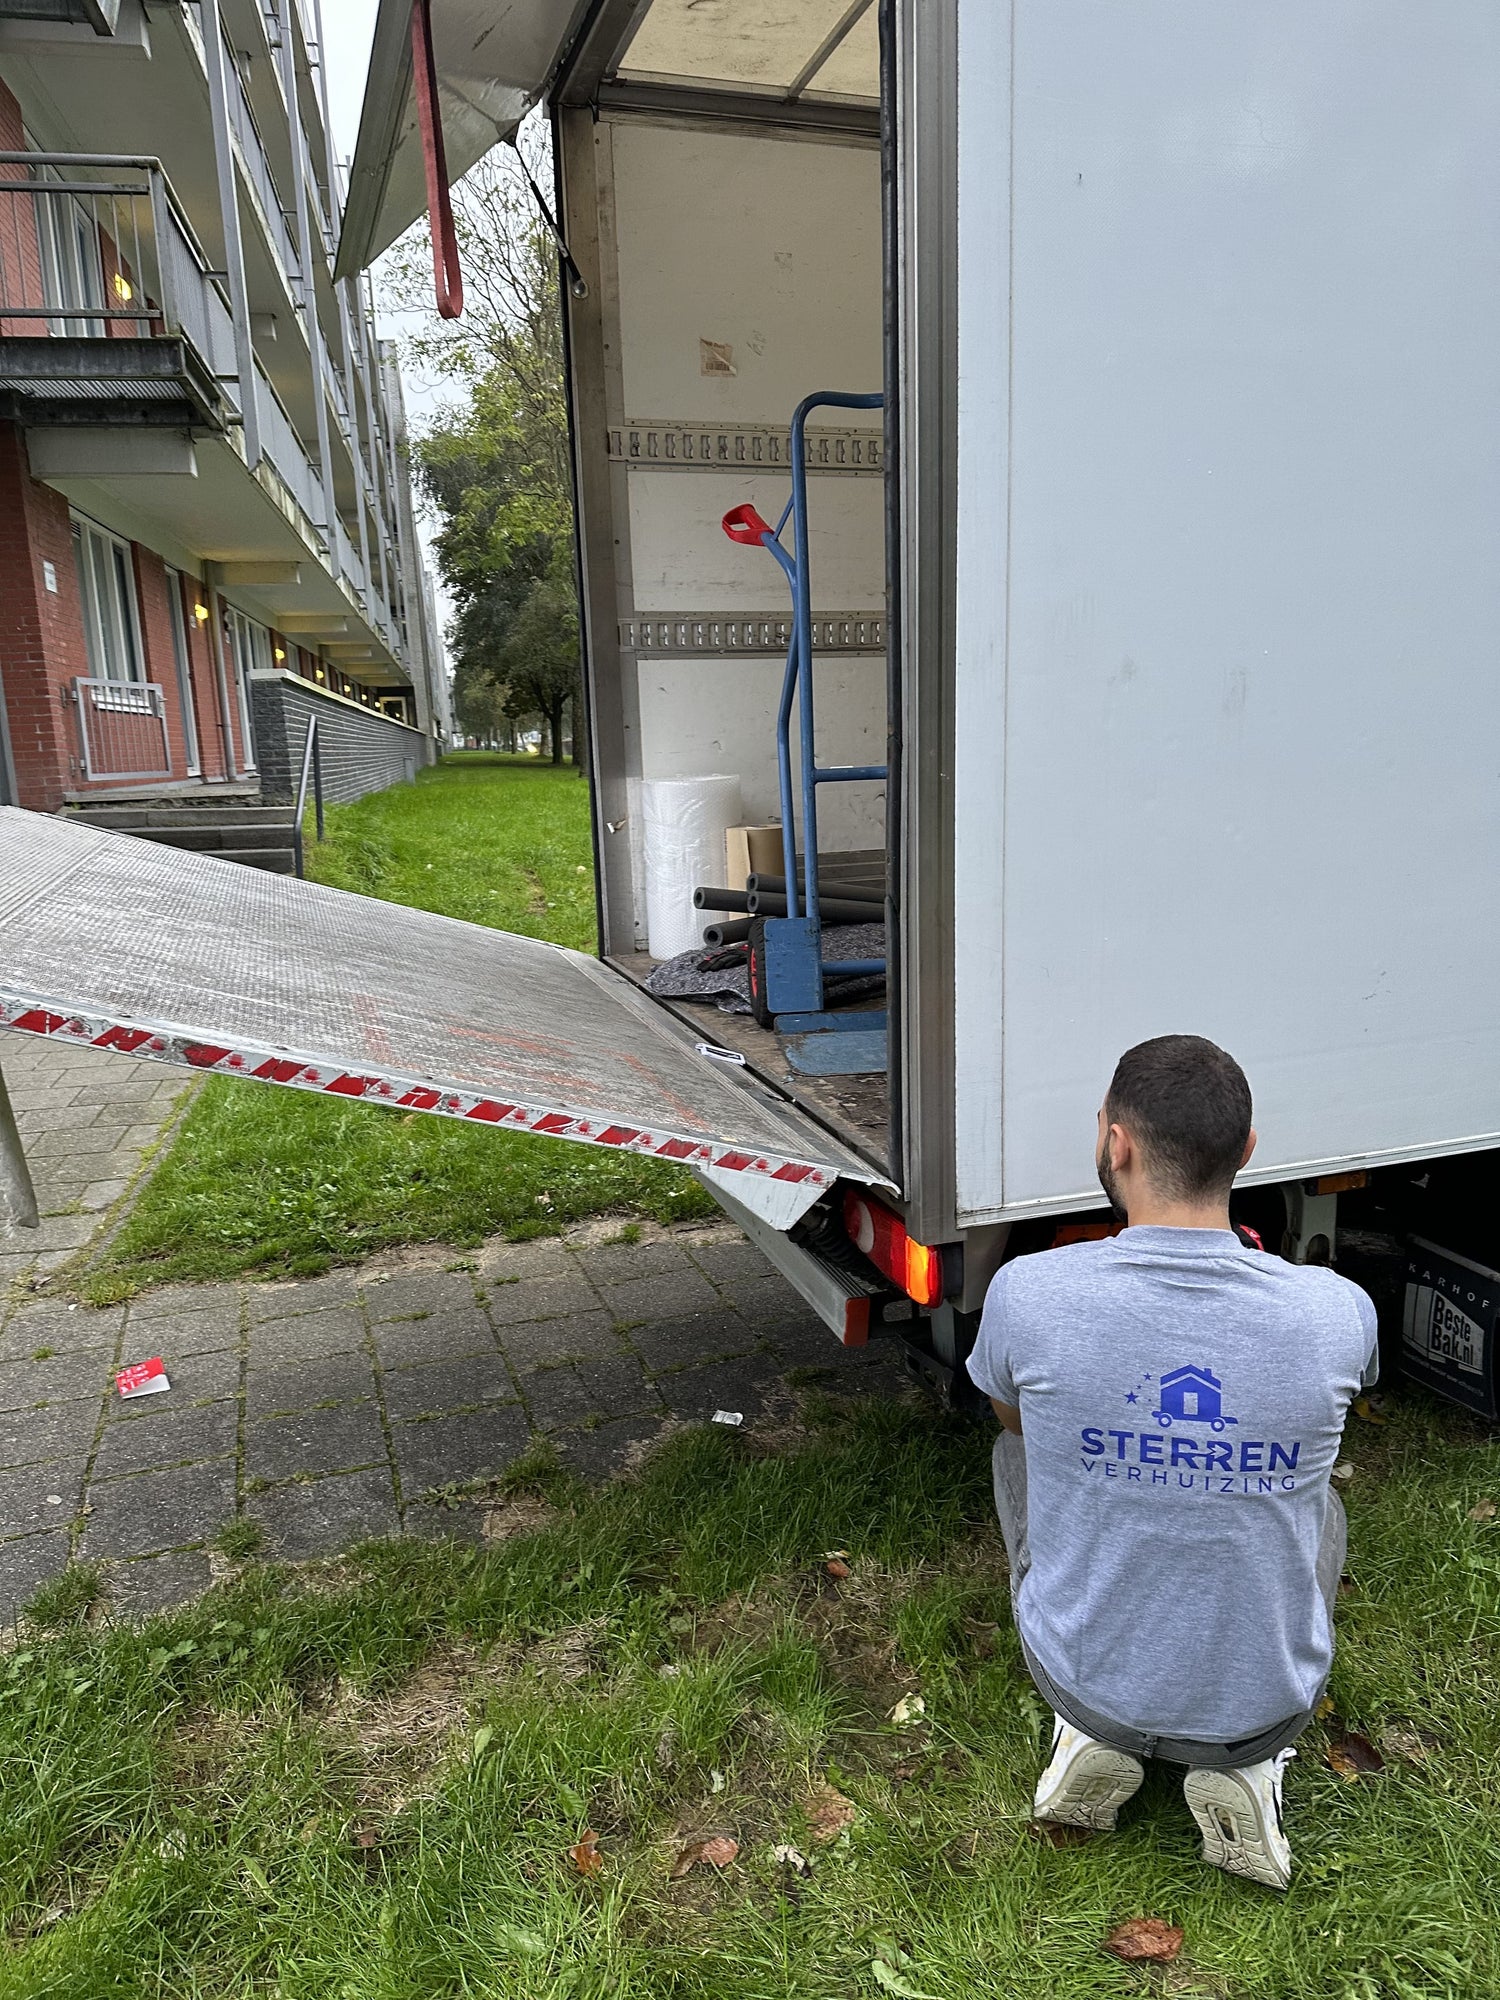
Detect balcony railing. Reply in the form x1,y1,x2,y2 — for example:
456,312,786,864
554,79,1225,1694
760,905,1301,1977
72,677,172,781
0,153,238,376
0,153,408,675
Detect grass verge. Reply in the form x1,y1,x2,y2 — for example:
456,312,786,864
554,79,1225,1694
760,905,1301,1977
4,1392,1498,1997
84,757,712,1298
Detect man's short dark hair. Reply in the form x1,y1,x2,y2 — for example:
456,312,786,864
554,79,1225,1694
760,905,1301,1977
1105,1035,1252,1202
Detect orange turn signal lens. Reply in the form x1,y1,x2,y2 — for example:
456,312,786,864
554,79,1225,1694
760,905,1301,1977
844,1190,950,1307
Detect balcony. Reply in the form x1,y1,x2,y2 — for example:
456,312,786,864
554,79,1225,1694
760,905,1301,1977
0,152,231,431
0,153,403,641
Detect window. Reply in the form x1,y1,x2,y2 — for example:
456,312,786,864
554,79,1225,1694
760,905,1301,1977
36,175,106,337
71,516,143,683
222,607,267,772
163,568,202,775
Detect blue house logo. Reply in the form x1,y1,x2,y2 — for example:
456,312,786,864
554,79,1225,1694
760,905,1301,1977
1153,1365,1238,1433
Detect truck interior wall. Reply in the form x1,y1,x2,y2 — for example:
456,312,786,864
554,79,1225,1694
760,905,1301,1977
570,114,886,952
952,0,1500,1226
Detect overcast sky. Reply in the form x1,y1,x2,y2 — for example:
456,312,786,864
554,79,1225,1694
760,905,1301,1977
316,0,380,170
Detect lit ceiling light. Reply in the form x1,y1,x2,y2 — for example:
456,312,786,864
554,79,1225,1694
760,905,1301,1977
274,646,286,661
193,602,210,622
112,272,133,302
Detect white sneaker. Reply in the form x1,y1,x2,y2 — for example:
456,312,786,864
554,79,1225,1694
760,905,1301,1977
1033,1715,1145,1831
1183,1749,1295,1890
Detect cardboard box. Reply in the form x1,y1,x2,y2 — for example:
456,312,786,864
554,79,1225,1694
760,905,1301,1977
725,824,783,889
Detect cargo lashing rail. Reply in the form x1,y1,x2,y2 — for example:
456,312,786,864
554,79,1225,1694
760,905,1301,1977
722,390,887,1071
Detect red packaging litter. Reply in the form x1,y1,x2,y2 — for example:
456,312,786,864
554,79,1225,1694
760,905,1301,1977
116,1357,170,1399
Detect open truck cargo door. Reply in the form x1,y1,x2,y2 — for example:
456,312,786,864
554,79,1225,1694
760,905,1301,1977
0,810,891,1217
335,0,588,280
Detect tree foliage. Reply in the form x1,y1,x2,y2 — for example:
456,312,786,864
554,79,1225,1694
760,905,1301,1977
386,129,579,759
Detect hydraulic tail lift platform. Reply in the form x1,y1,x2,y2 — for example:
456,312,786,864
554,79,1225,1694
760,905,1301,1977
0,813,891,1320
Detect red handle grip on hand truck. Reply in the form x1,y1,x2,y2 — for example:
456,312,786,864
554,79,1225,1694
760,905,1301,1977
722,503,774,544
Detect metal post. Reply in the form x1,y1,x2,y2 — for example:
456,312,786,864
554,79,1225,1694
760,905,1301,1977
273,0,338,546
146,164,177,335
0,1063,39,1233
358,276,394,637
201,0,261,465
203,564,239,781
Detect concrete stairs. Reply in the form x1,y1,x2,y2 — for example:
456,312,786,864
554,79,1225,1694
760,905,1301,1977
62,801,298,874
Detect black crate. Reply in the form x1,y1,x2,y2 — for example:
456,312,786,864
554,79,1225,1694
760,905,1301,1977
1402,1237,1500,1420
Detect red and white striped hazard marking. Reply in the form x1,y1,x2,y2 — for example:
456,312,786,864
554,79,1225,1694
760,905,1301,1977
0,992,836,1192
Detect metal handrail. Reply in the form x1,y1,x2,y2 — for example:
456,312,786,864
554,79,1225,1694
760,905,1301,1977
291,713,324,878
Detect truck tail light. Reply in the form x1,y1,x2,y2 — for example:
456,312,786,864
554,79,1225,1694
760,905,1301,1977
843,1190,948,1307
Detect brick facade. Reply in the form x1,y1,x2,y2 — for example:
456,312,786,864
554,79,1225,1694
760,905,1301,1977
0,423,89,809
0,421,221,809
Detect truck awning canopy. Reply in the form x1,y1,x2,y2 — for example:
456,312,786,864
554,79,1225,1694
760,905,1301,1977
335,0,879,279
0,810,887,1201
335,0,589,279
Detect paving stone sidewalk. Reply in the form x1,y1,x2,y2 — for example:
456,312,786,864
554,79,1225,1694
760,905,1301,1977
0,1030,193,1296
1,1031,908,1625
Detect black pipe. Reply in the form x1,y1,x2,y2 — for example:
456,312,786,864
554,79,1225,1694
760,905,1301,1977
748,891,884,923
746,871,885,902
695,886,884,922
702,917,753,947
747,892,881,922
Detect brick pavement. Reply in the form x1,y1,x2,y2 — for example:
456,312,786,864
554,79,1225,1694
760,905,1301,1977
0,1030,909,1625
0,1030,193,1298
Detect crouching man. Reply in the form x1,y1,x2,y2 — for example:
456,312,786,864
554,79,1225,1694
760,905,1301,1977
966,1035,1377,1889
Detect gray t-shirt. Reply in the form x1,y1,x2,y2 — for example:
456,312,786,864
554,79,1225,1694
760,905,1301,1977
967,1227,1379,1741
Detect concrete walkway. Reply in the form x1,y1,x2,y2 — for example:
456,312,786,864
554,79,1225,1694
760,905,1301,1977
0,1031,907,1624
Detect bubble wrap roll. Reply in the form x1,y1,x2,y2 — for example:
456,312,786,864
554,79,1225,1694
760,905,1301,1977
642,776,743,961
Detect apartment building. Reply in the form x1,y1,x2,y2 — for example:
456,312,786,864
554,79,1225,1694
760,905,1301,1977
0,0,449,830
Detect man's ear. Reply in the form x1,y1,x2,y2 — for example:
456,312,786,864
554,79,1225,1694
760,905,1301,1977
1241,1127,1258,1171
1107,1121,1134,1172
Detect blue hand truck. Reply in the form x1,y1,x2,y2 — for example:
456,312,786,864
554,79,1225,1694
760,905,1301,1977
721,390,887,1073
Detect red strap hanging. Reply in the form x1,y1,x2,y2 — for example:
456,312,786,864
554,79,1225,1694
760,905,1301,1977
410,0,463,319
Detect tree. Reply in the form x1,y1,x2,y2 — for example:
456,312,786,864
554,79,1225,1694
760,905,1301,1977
383,128,580,761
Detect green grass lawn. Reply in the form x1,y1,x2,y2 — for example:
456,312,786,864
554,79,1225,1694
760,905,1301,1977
86,756,711,1299
4,1390,1498,1997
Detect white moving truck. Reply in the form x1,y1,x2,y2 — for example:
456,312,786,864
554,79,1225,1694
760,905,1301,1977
7,0,1500,1416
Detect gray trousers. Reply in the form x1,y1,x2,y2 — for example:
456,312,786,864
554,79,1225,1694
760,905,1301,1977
992,1430,1346,1770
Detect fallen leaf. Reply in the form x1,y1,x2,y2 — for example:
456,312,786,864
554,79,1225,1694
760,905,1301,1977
870,1957,945,2000
772,1843,811,1875
1469,1499,1497,1522
805,1783,858,1842
1378,1722,1437,1765
1326,1729,1385,1779
493,1922,547,1956
824,1548,849,1561
669,1835,739,1878
1352,1394,1387,1425
1316,1696,1337,1720
1330,1460,1356,1488
472,1724,494,1757
889,1693,926,1727
241,1859,273,1901
1103,1918,1184,1964
825,1558,852,1580
567,1829,603,1876
709,1768,727,1794
1027,1818,1095,1847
